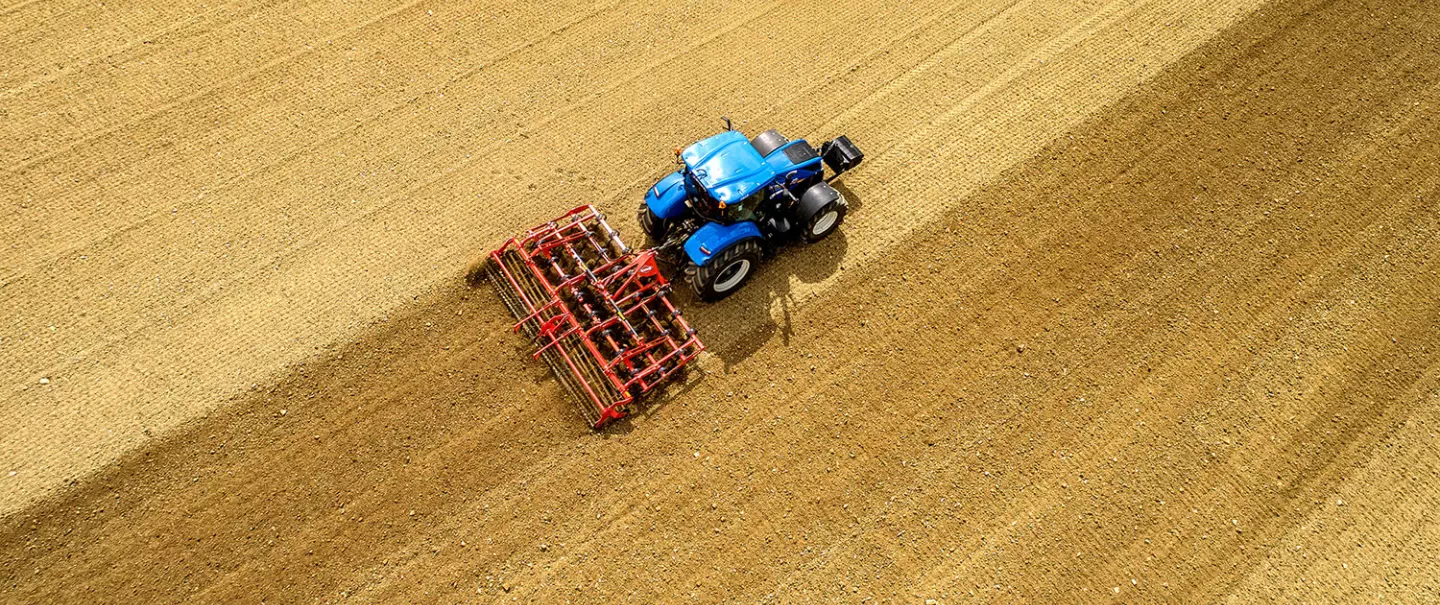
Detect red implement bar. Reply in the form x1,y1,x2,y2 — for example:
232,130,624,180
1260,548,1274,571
485,205,704,427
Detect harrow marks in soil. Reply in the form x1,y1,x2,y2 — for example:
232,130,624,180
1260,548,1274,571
485,205,704,427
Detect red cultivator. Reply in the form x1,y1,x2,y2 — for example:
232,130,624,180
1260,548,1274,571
483,205,705,427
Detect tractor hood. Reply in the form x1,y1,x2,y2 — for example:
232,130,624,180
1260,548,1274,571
680,130,776,204
645,170,690,220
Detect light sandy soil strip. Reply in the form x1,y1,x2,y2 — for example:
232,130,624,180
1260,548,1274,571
1,0,619,265
0,0,1266,518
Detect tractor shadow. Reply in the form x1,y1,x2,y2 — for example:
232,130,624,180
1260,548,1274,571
684,180,861,373
621,228,847,429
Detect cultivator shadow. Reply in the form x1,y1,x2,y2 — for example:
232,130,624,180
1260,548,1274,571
483,205,705,428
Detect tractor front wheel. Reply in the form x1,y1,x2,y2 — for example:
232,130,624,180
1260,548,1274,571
690,239,761,302
638,202,669,242
803,195,848,243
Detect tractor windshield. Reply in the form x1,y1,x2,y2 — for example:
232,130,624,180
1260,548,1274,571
679,169,721,219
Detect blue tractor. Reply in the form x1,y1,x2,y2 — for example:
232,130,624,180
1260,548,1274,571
637,119,864,301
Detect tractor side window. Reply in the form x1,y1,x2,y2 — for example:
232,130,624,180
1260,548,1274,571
726,191,762,222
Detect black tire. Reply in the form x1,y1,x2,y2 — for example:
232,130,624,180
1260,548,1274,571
802,193,847,243
637,201,668,242
750,129,789,157
689,239,761,302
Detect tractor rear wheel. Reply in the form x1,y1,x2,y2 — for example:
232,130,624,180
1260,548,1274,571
690,239,761,301
750,129,789,157
803,194,848,243
637,202,669,242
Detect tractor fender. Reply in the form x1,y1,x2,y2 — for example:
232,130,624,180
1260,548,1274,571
795,181,843,222
683,221,763,266
645,170,691,220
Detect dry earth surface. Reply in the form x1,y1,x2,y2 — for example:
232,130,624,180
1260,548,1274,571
3,0,1439,602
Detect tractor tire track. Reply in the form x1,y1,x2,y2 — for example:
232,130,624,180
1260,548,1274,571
0,0,280,94
1,0,433,171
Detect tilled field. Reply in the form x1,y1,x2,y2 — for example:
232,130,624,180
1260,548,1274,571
3,0,1438,602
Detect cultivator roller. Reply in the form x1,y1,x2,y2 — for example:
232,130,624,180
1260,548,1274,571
484,205,705,427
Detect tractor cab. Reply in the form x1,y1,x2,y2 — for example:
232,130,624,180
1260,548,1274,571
639,123,864,301
678,130,828,212
679,130,775,207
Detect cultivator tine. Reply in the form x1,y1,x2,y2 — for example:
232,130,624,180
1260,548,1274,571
483,204,704,428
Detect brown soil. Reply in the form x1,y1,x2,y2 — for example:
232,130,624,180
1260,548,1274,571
4,0,1440,603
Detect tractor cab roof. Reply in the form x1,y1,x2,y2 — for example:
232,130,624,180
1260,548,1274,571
680,130,776,204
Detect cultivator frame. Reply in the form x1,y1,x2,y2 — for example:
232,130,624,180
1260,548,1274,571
485,205,704,428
